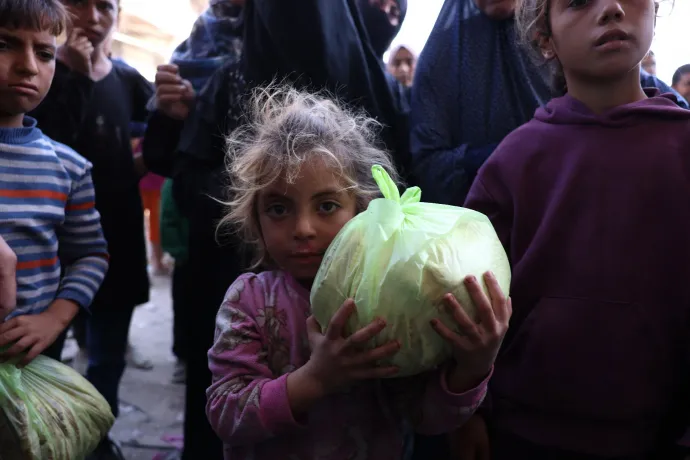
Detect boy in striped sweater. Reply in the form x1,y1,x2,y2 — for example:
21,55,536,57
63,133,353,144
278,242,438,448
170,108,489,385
0,0,108,365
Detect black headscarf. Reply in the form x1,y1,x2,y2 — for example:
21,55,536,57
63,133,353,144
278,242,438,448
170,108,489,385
241,0,411,176
357,0,407,58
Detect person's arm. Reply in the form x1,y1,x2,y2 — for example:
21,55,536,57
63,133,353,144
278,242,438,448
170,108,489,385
410,39,499,205
141,112,184,178
55,152,109,310
206,275,307,446
639,70,689,109
29,65,95,144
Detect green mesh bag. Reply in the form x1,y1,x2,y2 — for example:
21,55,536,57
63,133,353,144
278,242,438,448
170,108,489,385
311,165,511,377
0,350,114,460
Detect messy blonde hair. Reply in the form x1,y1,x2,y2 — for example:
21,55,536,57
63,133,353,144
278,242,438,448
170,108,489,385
220,84,399,269
515,0,666,96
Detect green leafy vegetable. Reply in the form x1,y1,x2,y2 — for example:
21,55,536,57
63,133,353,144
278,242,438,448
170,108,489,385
0,351,114,459
311,165,511,377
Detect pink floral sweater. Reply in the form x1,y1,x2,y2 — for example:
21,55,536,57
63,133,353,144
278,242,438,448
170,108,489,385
206,271,488,460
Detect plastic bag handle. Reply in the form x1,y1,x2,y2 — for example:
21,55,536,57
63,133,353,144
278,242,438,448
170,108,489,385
372,165,421,205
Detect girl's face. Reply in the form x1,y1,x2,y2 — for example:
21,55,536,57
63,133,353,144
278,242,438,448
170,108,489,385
388,47,416,87
257,158,358,285
543,0,655,84
64,0,118,46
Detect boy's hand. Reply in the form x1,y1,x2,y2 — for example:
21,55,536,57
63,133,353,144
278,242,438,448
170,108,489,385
0,236,17,321
155,64,195,120
63,28,94,77
431,272,511,393
0,299,78,366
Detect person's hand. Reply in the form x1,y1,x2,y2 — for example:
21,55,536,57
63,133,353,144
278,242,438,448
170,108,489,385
0,236,17,321
0,300,78,366
303,299,401,395
448,414,490,460
473,0,516,20
155,64,196,120
432,271,511,393
62,28,94,77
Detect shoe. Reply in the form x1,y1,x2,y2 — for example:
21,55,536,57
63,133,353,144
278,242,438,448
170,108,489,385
85,436,126,460
126,343,153,370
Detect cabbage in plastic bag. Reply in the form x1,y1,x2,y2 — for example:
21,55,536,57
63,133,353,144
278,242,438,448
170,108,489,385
0,351,114,460
310,165,511,377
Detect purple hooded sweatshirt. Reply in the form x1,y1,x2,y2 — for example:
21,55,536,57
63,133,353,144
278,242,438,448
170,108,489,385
465,90,690,457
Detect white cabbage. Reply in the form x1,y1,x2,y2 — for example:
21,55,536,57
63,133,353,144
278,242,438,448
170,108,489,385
310,166,511,377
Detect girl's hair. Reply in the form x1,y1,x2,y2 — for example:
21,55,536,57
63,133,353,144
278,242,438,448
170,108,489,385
220,84,399,269
515,0,665,97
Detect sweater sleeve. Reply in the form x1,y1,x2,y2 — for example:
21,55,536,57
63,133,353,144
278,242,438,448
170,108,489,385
414,367,490,435
206,275,306,446
56,165,109,309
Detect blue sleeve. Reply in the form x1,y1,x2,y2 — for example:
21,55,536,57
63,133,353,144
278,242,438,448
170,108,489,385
640,71,689,109
410,53,498,205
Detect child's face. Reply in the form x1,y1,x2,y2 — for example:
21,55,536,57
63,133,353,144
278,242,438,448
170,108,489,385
543,0,655,84
673,73,690,101
63,0,118,46
388,47,416,87
257,159,358,284
0,27,57,126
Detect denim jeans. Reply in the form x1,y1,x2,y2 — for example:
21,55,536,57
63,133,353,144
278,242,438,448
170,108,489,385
85,304,135,418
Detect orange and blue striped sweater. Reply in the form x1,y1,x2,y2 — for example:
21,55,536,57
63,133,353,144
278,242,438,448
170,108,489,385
0,117,108,319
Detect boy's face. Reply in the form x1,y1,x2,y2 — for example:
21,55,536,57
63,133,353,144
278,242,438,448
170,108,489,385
673,73,690,101
64,0,118,46
0,27,56,124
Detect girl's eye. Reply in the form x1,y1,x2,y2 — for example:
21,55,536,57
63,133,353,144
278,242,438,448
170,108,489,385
265,204,289,217
568,0,589,8
319,202,341,214
0,41,7,51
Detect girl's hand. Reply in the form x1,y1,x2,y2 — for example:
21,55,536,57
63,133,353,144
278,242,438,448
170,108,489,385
304,299,401,395
431,272,511,393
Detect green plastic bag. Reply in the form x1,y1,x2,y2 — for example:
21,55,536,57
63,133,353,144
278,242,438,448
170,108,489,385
310,165,511,377
0,351,114,460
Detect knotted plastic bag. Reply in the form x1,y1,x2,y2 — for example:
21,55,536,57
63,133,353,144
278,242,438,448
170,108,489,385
310,165,511,377
0,351,114,460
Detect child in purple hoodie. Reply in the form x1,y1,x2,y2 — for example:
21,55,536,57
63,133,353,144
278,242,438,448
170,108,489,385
459,0,690,459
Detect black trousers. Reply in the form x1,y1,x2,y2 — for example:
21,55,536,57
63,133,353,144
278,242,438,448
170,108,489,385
172,262,192,362
181,221,244,460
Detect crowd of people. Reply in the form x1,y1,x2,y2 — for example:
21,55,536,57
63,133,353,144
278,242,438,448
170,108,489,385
1,0,690,459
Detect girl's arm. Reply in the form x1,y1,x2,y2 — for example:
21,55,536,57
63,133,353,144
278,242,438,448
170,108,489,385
386,365,490,437
206,275,307,446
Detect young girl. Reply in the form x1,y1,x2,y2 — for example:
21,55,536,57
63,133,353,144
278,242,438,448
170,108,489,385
206,87,511,459
459,0,690,459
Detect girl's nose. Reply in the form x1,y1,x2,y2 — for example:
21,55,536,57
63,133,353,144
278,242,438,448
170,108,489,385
598,1,625,25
